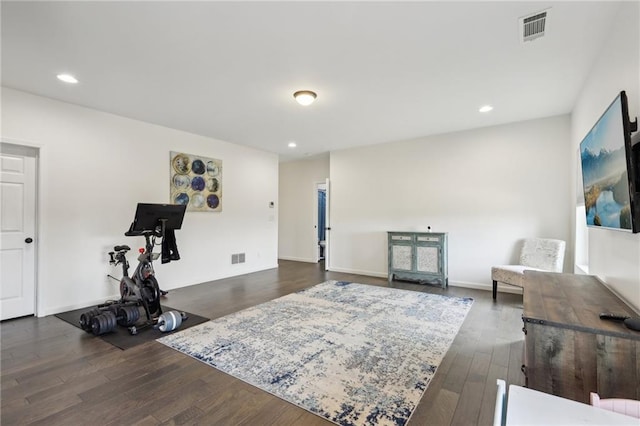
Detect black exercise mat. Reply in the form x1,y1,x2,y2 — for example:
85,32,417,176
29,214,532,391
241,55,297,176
55,305,209,350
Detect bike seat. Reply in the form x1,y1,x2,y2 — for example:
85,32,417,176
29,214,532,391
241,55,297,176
114,245,131,252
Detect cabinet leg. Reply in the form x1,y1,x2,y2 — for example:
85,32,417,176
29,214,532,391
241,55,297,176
492,280,497,300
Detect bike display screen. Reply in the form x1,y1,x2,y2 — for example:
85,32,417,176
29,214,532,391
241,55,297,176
128,203,187,234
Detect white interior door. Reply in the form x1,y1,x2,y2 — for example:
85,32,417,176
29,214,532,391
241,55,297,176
324,178,330,271
1,145,37,320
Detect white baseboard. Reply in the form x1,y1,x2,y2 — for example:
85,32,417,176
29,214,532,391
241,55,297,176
42,295,120,317
42,267,521,317
451,280,523,295
328,266,388,278
278,256,318,264
574,264,590,274
43,264,281,318
326,267,523,296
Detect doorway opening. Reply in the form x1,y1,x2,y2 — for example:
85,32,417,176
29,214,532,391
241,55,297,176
317,184,326,261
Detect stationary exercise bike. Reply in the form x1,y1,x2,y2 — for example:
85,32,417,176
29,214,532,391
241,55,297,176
79,203,187,336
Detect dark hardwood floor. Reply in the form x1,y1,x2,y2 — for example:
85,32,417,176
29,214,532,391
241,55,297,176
1,260,525,425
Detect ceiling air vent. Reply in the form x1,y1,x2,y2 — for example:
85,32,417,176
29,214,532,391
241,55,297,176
519,9,549,43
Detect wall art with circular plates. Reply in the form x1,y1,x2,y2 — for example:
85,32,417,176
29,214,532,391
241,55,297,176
170,151,222,212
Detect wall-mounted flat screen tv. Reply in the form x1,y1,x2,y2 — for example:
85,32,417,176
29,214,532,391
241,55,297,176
579,91,638,233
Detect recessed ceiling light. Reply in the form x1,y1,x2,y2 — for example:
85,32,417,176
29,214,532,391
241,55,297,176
293,90,317,106
479,105,493,113
288,142,297,148
57,74,78,84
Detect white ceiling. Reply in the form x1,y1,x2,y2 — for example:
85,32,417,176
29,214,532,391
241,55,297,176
1,1,622,161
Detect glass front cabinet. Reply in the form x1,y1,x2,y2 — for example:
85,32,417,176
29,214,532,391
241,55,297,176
387,231,448,288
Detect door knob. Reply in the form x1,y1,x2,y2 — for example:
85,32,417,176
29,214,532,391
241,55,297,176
25,237,33,243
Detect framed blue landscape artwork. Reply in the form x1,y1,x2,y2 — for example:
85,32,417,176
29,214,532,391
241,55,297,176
579,94,632,231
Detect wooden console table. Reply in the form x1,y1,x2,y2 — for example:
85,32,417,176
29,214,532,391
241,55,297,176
522,271,640,404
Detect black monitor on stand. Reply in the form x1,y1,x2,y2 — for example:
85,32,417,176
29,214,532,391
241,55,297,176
125,203,187,237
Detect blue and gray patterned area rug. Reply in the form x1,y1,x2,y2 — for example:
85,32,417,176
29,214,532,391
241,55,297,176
158,280,473,426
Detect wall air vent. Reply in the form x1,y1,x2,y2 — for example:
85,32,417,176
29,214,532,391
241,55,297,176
231,253,246,264
519,9,549,43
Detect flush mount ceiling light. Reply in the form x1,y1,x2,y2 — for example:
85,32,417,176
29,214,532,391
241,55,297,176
288,142,297,148
57,73,78,84
479,105,494,113
293,90,317,106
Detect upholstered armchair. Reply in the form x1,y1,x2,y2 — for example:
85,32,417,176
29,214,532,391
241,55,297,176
491,238,566,300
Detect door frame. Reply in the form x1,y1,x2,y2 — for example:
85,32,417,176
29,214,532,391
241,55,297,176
1,138,41,318
315,182,326,262
323,178,331,271
314,179,331,270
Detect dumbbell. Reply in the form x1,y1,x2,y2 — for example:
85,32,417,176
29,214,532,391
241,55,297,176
79,305,141,335
128,310,188,335
156,310,188,332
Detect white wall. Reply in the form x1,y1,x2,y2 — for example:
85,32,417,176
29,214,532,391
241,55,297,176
278,154,329,262
327,115,572,287
571,2,640,311
1,88,279,316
